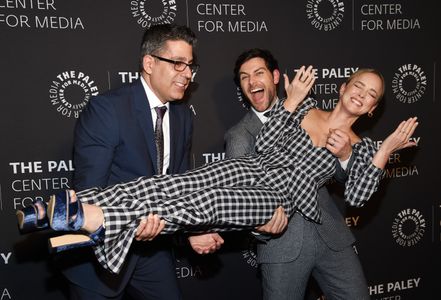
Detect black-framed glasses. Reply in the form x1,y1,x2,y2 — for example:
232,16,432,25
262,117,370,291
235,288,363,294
151,55,199,74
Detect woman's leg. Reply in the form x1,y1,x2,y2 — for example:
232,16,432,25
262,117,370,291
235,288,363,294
77,155,266,228
93,184,290,274
69,156,274,272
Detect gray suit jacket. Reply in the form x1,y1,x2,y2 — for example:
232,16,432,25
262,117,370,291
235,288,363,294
224,110,355,264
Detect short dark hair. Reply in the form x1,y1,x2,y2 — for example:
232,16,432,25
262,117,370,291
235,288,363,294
140,24,197,70
233,48,279,86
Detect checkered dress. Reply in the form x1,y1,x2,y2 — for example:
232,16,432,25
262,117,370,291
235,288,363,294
77,97,383,273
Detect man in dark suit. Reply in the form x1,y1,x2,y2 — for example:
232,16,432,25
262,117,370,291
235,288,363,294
62,24,222,300
225,48,370,299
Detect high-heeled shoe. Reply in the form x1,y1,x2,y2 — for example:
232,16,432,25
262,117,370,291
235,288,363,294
47,190,84,231
16,199,49,233
47,190,105,252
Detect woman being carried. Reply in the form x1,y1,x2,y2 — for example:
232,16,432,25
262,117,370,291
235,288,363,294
18,67,418,274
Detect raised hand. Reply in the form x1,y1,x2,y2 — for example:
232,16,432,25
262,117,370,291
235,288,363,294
283,65,316,112
372,117,419,169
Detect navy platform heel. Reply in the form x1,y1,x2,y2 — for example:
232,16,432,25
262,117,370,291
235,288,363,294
16,199,49,233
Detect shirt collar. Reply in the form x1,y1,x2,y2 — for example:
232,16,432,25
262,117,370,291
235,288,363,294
251,97,278,123
140,76,169,110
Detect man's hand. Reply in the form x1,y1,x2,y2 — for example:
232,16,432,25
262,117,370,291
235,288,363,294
135,213,165,241
188,233,224,254
255,206,288,234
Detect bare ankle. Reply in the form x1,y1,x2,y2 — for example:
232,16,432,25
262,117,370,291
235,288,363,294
82,204,104,233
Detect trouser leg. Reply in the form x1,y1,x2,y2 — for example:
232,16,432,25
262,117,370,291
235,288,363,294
126,250,181,300
312,243,370,300
260,220,316,300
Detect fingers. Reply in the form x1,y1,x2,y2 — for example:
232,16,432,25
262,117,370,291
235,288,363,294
135,219,147,240
396,117,418,142
397,117,417,133
283,66,316,111
326,129,353,160
285,66,315,88
380,117,419,156
293,65,305,81
157,219,166,236
209,233,224,253
299,65,315,88
326,129,342,146
327,128,338,148
256,206,288,234
271,207,288,233
403,117,418,136
211,233,225,245
188,233,224,254
135,214,164,241
294,65,315,88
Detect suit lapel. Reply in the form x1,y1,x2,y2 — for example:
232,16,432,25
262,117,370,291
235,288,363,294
244,110,264,136
132,79,158,173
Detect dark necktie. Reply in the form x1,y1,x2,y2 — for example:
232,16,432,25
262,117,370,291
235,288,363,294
154,106,167,174
263,110,271,118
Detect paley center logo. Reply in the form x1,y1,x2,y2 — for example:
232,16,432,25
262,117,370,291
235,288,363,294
392,208,426,247
130,0,177,28
306,0,345,31
49,70,98,118
392,64,427,104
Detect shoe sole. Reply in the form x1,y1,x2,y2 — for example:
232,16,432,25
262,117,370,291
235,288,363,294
49,234,91,249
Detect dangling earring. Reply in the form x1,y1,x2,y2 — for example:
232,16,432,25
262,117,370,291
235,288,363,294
368,112,373,118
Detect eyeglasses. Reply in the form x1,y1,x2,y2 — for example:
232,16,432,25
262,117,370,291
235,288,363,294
151,55,199,74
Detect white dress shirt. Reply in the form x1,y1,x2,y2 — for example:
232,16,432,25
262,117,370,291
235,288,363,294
141,76,170,175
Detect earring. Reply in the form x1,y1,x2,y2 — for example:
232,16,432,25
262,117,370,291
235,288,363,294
368,112,373,118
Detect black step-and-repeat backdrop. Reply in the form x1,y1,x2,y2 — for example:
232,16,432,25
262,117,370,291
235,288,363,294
1,0,439,299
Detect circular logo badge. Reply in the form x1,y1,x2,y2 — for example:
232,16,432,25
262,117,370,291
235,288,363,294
392,64,427,104
306,0,345,31
49,71,98,118
392,208,426,247
130,0,178,28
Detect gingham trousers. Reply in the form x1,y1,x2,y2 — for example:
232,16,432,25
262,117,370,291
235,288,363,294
77,154,297,273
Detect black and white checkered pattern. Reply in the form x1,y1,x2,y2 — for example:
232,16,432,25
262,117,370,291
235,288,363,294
77,98,383,274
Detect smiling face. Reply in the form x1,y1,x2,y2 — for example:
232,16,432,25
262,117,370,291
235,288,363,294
142,40,193,103
238,57,280,112
340,71,384,116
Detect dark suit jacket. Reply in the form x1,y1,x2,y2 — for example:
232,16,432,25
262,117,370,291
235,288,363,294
62,79,192,296
224,109,355,264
